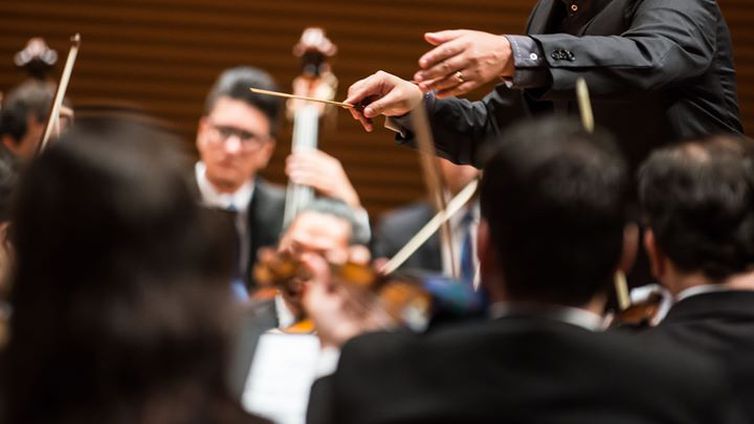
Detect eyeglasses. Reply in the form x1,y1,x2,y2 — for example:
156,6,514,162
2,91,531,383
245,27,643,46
207,122,271,150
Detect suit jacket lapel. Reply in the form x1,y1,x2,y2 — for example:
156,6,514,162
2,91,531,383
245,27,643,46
526,0,558,34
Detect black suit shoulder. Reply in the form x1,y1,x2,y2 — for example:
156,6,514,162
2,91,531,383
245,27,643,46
250,178,285,235
315,318,739,424
637,291,754,359
373,202,433,254
372,202,442,272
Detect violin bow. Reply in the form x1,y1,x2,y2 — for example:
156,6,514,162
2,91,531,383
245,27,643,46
38,33,81,154
576,78,631,311
408,101,459,279
381,178,477,275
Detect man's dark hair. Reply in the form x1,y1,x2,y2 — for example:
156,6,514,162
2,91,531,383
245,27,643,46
480,117,629,306
204,66,283,138
0,80,55,144
2,119,266,423
638,136,754,281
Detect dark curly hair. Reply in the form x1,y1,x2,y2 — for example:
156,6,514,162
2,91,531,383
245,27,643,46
639,135,754,281
480,117,629,306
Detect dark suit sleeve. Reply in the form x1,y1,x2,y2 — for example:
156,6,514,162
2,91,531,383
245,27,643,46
393,84,529,168
532,0,717,97
306,376,336,424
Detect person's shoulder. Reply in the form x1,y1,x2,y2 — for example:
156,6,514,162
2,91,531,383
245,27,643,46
338,318,507,365
254,178,285,202
252,178,285,217
377,201,433,233
598,329,729,393
382,200,432,222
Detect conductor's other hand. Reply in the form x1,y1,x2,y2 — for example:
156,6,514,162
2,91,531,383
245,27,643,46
344,71,423,132
414,30,514,98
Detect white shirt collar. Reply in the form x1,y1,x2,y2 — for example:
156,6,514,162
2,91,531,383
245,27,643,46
488,302,605,332
195,161,254,212
675,284,731,303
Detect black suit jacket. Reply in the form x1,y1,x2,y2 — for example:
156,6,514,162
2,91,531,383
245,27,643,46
308,315,742,424
636,291,754,418
194,173,285,288
227,299,280,400
399,0,742,171
372,202,443,273
245,179,285,287
637,291,754,359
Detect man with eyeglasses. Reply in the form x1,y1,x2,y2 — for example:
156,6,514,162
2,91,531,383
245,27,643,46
195,66,367,296
195,67,286,298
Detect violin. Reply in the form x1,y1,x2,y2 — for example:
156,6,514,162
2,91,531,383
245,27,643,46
608,285,669,329
253,251,484,334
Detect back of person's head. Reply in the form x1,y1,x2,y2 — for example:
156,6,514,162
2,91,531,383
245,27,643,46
3,119,262,424
638,136,754,281
480,117,629,306
204,66,283,138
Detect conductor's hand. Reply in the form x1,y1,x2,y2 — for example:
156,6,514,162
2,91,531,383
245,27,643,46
344,71,423,132
414,30,514,98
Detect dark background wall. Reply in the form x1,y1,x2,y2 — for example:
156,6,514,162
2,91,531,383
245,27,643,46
0,0,751,218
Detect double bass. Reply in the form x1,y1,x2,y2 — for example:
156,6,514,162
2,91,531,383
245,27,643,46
283,27,339,227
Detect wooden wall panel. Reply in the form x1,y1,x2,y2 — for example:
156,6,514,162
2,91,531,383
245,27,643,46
0,0,751,219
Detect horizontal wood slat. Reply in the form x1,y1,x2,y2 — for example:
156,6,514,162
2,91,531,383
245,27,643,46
0,0,751,219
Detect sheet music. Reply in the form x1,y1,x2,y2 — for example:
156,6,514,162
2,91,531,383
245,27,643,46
241,332,321,424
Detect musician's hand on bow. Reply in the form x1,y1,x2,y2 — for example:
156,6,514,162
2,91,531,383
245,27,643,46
285,149,361,208
414,30,514,98
300,253,364,348
344,71,423,132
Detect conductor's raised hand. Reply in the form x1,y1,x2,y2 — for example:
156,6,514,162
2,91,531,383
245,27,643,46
344,71,423,132
414,30,514,98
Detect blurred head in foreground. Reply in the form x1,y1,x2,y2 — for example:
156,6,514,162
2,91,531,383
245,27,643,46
3,119,268,424
478,117,630,309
